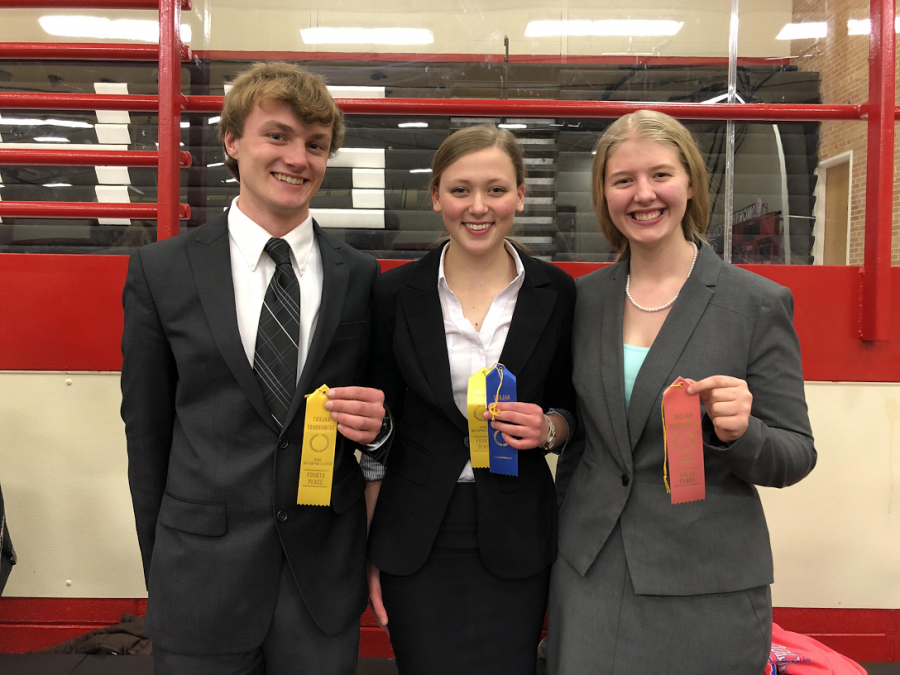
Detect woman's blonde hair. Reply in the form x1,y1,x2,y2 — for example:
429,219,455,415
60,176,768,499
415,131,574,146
218,61,345,180
591,110,709,261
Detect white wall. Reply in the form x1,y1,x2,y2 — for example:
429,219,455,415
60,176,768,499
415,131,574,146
1,372,898,607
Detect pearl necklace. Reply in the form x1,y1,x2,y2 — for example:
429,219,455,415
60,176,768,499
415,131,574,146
626,243,699,313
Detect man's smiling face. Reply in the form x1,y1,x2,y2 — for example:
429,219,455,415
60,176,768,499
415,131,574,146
224,98,332,234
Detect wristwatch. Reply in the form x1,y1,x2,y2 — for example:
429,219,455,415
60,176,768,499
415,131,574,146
538,414,557,451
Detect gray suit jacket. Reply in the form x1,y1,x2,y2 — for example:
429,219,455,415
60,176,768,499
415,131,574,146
121,213,379,653
556,244,816,596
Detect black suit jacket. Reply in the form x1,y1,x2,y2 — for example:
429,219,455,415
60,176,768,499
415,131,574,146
367,244,576,580
120,213,379,654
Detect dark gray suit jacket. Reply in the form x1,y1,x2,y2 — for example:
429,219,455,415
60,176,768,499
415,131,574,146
121,213,379,654
556,244,816,595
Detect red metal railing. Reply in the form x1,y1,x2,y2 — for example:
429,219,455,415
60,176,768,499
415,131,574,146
861,0,895,341
0,0,191,8
0,0,192,236
0,149,191,167
0,202,190,219
0,42,192,61
0,0,893,339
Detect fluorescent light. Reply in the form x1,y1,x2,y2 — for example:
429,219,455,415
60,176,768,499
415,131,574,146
34,136,70,143
847,18,900,35
208,116,221,124
43,182,72,187
398,122,428,128
499,123,527,129
180,121,189,128
409,168,432,173
225,178,238,183
301,27,433,45
39,15,192,43
776,22,827,40
525,19,683,38
0,117,92,128
207,162,224,167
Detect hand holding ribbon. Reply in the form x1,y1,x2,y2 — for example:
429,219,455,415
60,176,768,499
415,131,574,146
325,386,386,445
483,402,548,449
686,376,752,444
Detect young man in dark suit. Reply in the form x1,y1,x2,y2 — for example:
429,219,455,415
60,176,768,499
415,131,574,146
121,62,388,675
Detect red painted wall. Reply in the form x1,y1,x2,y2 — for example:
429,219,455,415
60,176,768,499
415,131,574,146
1,253,898,381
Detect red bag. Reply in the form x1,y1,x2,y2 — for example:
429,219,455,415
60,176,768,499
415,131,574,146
766,623,867,674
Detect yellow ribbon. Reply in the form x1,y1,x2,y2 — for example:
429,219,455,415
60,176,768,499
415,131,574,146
487,363,506,420
467,368,491,469
660,381,685,494
297,384,338,506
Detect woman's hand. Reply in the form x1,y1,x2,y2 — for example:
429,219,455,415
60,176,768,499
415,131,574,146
483,402,549,449
686,376,753,444
367,561,389,636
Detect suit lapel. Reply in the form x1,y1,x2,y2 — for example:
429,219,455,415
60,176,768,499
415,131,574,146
497,255,556,380
189,214,277,433
599,262,633,472
626,245,721,449
284,221,350,427
399,245,467,433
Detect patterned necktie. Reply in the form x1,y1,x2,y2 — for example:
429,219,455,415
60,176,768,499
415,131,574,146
254,237,300,428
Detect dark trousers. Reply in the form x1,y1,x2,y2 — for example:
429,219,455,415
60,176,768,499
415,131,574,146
153,557,359,675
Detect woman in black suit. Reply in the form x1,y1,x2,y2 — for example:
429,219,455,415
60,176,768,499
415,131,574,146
364,124,576,675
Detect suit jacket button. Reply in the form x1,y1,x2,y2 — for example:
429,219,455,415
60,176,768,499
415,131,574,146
621,474,630,487
279,438,289,449
464,437,470,448
276,510,288,522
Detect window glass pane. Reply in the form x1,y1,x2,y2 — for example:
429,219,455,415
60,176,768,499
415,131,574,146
0,1,886,260
761,0,872,106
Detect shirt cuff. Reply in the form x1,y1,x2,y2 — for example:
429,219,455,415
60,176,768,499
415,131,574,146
547,407,576,455
359,452,386,481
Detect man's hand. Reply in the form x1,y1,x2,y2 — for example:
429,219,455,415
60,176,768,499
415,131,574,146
686,376,753,444
367,561,390,636
325,387,385,445
483,402,548,449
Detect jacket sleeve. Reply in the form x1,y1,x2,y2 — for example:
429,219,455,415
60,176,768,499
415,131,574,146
120,249,177,586
365,273,406,465
539,273,578,438
704,284,817,488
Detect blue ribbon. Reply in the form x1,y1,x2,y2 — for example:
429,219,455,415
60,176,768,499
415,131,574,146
486,365,518,476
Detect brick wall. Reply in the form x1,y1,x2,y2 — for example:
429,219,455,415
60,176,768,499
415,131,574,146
791,0,899,265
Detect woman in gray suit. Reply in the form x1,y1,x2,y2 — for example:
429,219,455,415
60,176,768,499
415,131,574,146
548,111,816,675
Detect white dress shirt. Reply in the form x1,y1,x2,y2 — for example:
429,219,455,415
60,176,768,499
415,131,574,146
228,197,323,377
228,198,388,480
438,241,526,482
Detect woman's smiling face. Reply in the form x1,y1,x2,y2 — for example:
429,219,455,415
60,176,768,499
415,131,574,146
603,136,693,251
432,145,526,258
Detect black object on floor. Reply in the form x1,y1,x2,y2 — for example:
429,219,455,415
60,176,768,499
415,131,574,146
0,655,400,674
1,655,898,674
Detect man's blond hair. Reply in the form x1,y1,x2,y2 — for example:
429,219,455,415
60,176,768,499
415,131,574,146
218,61,345,180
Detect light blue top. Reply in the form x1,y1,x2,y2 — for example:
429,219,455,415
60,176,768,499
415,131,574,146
623,344,650,411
